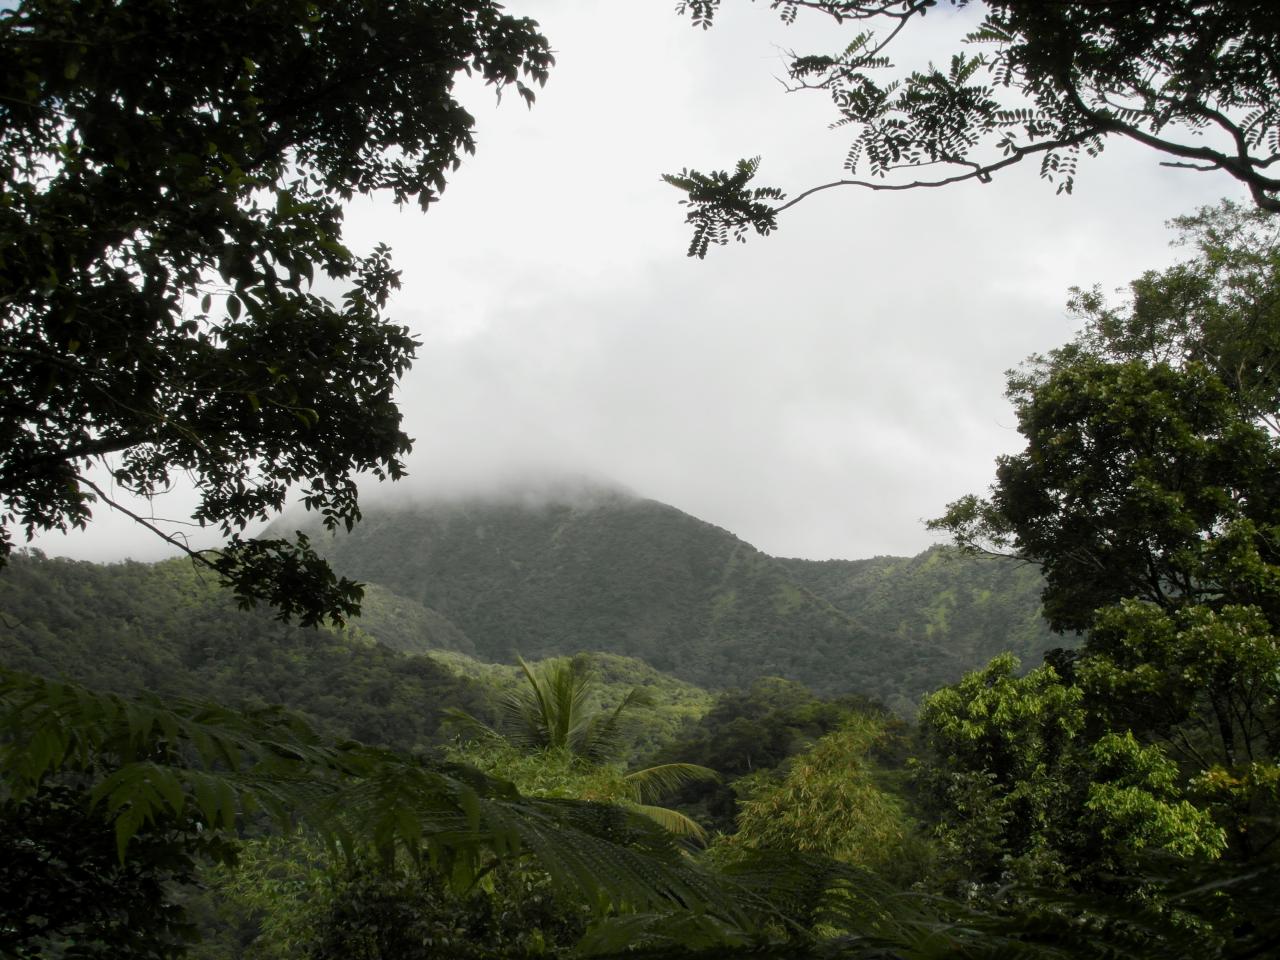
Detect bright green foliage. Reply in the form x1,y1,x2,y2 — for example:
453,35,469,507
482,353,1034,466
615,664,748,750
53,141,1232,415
0,0,552,624
448,657,718,840
725,714,921,880
670,2,1280,255
1079,601,1280,859
1084,732,1224,861
917,655,1084,886
648,677,883,835
917,655,1225,890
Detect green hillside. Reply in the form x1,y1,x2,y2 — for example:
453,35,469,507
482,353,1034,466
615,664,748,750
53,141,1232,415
0,551,711,757
294,488,1060,710
2,489,1061,718
0,551,488,751
778,547,1059,711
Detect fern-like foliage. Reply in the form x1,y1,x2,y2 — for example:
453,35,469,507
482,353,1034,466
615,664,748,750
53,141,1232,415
0,666,764,954
671,0,1280,255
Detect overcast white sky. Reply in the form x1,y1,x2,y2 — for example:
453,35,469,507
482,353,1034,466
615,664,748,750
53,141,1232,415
33,1,1239,564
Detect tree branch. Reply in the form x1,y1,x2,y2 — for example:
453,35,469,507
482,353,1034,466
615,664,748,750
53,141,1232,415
77,475,220,570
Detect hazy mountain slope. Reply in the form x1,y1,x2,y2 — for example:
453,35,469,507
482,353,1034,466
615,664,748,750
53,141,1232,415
0,552,714,758
4,487,1062,716
0,552,486,750
297,490,1055,707
778,547,1059,707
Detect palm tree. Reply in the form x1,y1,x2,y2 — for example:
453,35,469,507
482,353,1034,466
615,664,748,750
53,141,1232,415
446,656,717,840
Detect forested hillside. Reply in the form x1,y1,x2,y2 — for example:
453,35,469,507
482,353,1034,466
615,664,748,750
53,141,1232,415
295,489,1058,710
780,548,1058,712
0,552,487,751
0,551,712,758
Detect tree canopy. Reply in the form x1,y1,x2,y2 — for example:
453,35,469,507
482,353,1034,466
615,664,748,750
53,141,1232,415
932,202,1280,632
926,203,1280,908
668,1,1280,256
0,0,552,623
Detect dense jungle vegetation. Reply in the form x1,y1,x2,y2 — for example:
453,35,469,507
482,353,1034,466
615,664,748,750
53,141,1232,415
4,1,1280,958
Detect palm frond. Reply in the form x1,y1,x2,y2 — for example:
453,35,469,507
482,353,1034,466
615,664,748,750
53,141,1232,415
579,684,654,763
631,803,710,843
440,705,504,743
623,762,720,804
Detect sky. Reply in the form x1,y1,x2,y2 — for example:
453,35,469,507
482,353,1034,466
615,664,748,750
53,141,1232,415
31,0,1240,564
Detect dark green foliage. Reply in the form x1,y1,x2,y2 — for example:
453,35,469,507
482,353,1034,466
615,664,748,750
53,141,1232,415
1,668,811,958
647,678,877,834
0,0,552,622
308,860,586,960
298,490,1055,709
933,203,1280,635
916,654,1224,894
0,551,488,752
936,358,1280,633
0,783,216,959
670,2,1280,254
1064,201,1280,430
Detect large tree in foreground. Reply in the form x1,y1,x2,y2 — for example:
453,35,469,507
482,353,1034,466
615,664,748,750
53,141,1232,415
929,204,1280,887
668,1,1280,256
932,202,1280,632
0,0,552,623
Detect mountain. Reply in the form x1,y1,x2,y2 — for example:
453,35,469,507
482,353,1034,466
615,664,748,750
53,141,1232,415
293,486,1060,711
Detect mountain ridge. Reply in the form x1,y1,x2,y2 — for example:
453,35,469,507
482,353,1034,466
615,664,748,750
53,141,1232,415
282,485,1057,710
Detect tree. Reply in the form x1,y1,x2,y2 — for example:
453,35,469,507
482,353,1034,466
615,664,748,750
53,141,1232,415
723,713,924,885
916,654,1225,893
645,677,876,835
1065,200,1280,431
932,202,1280,632
447,656,718,840
928,204,1280,878
667,1,1280,256
451,656,651,763
1078,601,1280,861
0,0,553,623
934,356,1280,632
